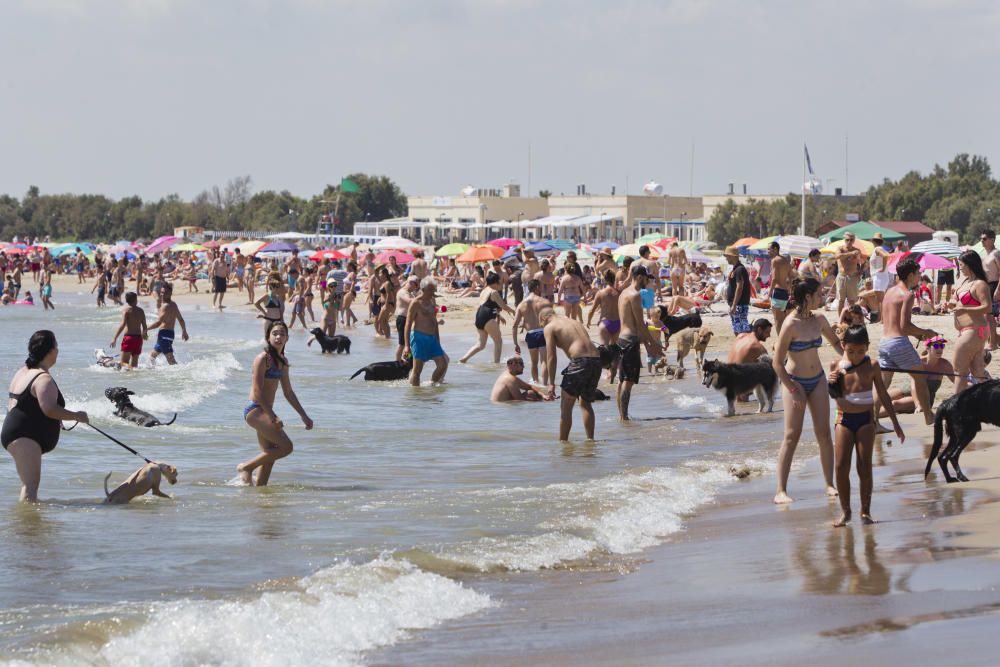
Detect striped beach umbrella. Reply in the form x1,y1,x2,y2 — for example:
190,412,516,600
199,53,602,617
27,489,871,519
777,235,823,258
543,239,576,251
909,240,962,258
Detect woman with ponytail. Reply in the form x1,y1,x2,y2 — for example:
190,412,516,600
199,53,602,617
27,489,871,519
772,279,843,505
2,330,89,501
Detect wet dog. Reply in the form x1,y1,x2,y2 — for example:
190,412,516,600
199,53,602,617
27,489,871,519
307,329,351,354
94,348,118,368
701,357,777,417
925,379,1000,482
103,461,178,504
349,359,413,381
658,309,703,336
105,387,177,427
675,326,713,373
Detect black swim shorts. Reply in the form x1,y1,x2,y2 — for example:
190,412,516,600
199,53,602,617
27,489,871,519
396,315,407,346
561,356,603,401
213,276,227,293
618,334,642,384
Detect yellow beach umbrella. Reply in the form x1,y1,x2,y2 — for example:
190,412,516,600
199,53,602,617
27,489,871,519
820,238,873,258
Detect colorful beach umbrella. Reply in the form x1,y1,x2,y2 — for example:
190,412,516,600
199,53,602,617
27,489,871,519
637,232,672,244
910,240,962,258
543,239,576,251
258,241,297,254
487,238,522,250
435,243,470,257
730,236,759,248
525,241,557,253
310,248,348,262
591,241,620,250
456,245,504,263
374,250,415,265
238,240,268,256
613,243,660,259
652,237,680,250
372,236,420,250
822,221,904,243
202,240,222,249
820,238,874,258
887,251,954,272
173,243,206,252
144,235,181,255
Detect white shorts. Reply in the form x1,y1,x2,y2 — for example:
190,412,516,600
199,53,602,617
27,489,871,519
872,271,892,292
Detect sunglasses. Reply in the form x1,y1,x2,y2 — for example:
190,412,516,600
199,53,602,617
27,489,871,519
930,343,945,350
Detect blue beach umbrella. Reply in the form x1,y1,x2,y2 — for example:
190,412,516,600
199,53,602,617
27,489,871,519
526,241,556,253
591,241,620,250
543,238,576,251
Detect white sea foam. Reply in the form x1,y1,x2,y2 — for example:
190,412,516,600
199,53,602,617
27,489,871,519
4,558,492,667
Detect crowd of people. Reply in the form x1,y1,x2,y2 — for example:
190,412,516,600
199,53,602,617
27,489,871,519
4,231,999,528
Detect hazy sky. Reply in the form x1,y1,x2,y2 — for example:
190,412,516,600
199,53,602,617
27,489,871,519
2,0,998,202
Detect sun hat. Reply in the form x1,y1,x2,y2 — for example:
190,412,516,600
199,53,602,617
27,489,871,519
723,247,740,258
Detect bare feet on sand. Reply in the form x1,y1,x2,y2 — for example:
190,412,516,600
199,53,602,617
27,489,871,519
774,491,793,504
826,486,839,497
861,513,877,525
237,464,252,486
833,511,851,527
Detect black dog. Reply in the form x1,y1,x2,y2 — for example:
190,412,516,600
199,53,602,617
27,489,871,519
925,379,1000,483
104,387,177,427
701,357,777,417
308,329,351,354
658,309,703,336
349,359,413,381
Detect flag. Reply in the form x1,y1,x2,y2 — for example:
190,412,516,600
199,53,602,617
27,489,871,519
804,144,815,177
803,144,821,195
340,178,361,193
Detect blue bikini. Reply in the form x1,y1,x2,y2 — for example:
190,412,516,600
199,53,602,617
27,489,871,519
243,359,284,418
788,336,825,395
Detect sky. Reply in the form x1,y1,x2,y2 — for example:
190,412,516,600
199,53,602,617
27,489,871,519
1,0,998,203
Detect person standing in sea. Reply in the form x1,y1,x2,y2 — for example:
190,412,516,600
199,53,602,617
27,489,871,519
238,321,313,487
541,307,602,441
403,278,448,386
616,265,663,420
148,283,190,366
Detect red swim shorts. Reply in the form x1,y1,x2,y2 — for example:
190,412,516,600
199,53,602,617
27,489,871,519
121,334,144,355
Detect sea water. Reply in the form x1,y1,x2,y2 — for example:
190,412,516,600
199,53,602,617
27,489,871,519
0,288,790,666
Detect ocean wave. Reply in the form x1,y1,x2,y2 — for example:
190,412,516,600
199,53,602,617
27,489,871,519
3,558,492,667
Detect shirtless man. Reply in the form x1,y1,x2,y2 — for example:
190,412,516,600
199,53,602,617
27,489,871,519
520,248,540,289
637,245,662,299
512,279,551,383
491,357,552,402
616,265,663,420
148,283,190,365
535,259,556,302
209,250,229,310
410,250,429,281
798,248,822,283
394,275,421,361
541,308,603,440
727,318,772,364
110,291,149,370
403,277,448,386
594,248,617,284
233,248,248,295
834,232,862,315
979,229,1000,348
667,242,688,296
856,279,882,323
768,242,793,332
874,258,938,427
110,259,125,305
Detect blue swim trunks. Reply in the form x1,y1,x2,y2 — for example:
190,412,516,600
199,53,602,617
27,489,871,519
525,328,546,349
154,329,175,355
771,287,789,311
409,330,445,362
878,335,920,372
640,288,655,310
730,305,751,334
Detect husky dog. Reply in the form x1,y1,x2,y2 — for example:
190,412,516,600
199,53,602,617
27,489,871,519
701,357,777,417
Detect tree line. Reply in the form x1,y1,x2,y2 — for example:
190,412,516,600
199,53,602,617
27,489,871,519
0,173,408,243
706,153,1000,247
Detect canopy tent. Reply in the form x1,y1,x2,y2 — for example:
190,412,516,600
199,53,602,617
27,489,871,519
821,221,905,243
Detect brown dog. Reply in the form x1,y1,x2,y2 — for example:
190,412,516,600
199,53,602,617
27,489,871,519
103,462,178,504
676,326,714,374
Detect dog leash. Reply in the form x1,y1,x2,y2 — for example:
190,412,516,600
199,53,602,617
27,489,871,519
63,422,153,463
880,366,994,382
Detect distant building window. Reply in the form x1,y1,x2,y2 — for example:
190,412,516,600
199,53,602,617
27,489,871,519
458,218,476,224
414,218,430,223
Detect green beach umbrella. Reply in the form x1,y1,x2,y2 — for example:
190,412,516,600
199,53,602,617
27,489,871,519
822,221,904,243
435,242,470,257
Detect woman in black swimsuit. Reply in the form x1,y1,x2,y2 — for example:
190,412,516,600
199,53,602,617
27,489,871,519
459,272,515,364
2,330,88,501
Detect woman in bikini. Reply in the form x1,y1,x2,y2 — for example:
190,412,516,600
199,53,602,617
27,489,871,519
557,264,585,322
238,321,313,486
341,261,359,328
827,325,903,527
301,265,317,323
459,272,515,364
951,250,991,394
772,278,844,504
254,279,286,334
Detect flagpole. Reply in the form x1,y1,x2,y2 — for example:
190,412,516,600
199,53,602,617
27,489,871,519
800,145,806,236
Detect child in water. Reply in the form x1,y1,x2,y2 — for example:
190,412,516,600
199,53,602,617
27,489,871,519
826,325,904,527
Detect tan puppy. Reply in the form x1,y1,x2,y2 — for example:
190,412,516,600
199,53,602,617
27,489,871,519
103,462,178,504
676,326,714,373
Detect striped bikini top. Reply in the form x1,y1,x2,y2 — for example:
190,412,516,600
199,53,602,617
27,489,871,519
788,336,822,352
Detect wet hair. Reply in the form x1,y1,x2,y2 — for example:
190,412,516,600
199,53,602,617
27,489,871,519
527,278,541,292
125,291,137,305
264,320,289,371
842,325,869,346
958,250,988,283
25,330,56,368
604,269,615,284
486,272,500,286
791,278,820,314
895,257,921,282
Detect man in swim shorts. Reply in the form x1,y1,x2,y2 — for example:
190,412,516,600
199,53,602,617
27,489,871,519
512,279,552,383
834,232,862,315
724,247,751,335
875,258,938,427
616,265,663,420
768,241,792,333
491,357,553,402
403,277,448,386
541,307,603,440
110,291,148,370
209,249,229,310
148,283,190,365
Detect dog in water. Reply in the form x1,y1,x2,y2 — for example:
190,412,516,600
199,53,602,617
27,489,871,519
350,359,413,381
105,387,177,427
94,348,118,368
675,326,713,373
103,461,178,504
925,379,1000,483
701,357,777,417
307,329,351,354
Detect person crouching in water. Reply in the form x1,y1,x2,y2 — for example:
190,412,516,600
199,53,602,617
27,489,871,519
238,320,313,486
827,325,903,527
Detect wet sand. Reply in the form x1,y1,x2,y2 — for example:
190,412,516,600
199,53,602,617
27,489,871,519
376,414,1000,666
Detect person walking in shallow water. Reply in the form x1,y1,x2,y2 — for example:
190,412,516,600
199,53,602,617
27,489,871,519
238,321,313,486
